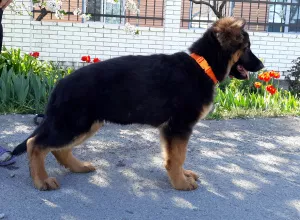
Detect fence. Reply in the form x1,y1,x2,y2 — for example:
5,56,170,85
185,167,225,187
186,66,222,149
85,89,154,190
32,0,165,27
181,0,300,33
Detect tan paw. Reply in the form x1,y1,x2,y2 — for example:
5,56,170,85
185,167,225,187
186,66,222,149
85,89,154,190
70,162,96,173
183,169,199,181
172,175,198,191
35,177,60,191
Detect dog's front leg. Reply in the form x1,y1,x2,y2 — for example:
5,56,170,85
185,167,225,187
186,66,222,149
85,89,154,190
160,131,199,191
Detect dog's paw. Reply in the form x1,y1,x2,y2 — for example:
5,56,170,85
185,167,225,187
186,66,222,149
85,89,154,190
35,177,60,191
183,169,199,181
172,175,198,191
81,162,96,172
70,162,96,173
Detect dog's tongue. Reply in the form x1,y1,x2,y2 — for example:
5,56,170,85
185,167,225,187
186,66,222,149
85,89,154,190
237,65,249,79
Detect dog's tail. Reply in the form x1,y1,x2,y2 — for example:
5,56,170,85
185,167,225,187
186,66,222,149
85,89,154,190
11,139,28,156
11,125,42,156
12,114,46,156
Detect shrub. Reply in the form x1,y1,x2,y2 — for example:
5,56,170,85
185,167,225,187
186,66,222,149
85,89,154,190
285,57,300,96
0,47,73,114
0,46,73,77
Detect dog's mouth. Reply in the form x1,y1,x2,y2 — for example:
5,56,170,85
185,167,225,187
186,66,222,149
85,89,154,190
237,64,249,79
229,47,264,81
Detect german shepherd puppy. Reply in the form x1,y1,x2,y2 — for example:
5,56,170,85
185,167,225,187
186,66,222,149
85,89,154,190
12,17,263,191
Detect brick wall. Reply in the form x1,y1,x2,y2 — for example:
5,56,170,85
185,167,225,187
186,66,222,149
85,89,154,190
2,0,300,74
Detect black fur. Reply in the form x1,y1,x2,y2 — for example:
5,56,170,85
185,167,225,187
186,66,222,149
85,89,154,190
230,43,264,80
12,18,263,155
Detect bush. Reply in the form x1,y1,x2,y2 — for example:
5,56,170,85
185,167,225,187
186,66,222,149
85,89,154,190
0,47,73,114
285,57,300,96
0,46,73,77
211,70,300,119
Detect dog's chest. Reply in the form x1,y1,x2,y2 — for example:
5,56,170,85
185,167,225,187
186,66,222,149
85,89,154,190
198,103,214,120
198,86,215,120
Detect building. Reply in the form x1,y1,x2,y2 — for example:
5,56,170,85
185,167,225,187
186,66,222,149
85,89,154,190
3,0,300,74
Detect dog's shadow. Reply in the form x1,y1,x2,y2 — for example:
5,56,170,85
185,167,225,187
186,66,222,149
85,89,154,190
1,115,300,220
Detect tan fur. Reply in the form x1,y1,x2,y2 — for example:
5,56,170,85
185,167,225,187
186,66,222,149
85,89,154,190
199,103,214,120
232,49,244,63
52,149,96,173
226,49,244,76
52,121,102,173
160,135,199,191
27,138,59,191
213,17,246,50
213,17,248,76
27,121,103,191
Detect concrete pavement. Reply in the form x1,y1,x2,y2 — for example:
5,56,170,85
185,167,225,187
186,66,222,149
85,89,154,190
0,115,300,220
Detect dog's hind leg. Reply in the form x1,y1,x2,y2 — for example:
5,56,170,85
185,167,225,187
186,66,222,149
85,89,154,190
52,121,103,173
27,137,59,191
27,121,102,191
52,148,96,173
160,131,199,191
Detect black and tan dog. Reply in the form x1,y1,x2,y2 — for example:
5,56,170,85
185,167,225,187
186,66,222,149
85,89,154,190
12,17,263,191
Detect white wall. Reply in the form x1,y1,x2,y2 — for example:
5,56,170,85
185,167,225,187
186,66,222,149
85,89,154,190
2,0,300,75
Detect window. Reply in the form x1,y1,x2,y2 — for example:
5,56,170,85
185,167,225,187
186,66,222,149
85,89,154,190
87,0,125,24
181,0,232,29
268,0,286,32
32,0,165,27
268,0,300,33
289,0,300,32
181,0,300,33
86,0,165,27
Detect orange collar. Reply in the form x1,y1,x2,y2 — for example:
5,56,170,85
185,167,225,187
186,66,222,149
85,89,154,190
190,53,218,84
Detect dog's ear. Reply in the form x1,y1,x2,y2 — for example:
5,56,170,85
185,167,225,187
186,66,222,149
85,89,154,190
213,17,246,50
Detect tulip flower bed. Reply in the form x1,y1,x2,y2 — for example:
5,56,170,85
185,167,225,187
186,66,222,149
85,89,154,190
0,47,299,118
210,69,300,119
0,47,73,113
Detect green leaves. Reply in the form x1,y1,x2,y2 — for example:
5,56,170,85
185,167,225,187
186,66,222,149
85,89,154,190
32,0,41,4
30,73,44,111
214,66,300,119
285,57,300,96
58,10,67,15
212,85,300,119
0,66,14,105
12,72,29,105
0,47,73,114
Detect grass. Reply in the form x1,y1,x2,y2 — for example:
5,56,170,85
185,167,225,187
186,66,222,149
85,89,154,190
208,106,300,120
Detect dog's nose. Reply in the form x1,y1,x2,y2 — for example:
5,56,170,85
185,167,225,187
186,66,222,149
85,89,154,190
258,62,264,69
253,62,264,72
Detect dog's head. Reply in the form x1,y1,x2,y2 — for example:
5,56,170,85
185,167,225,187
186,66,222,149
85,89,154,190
229,44,264,79
212,17,264,80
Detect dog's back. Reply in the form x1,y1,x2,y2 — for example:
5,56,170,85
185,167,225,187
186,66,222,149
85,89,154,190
48,52,207,125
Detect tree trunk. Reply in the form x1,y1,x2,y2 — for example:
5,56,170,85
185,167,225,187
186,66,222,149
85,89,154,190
190,0,228,19
36,7,48,21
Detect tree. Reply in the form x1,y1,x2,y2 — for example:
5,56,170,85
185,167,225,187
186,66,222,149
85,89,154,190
189,0,228,19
